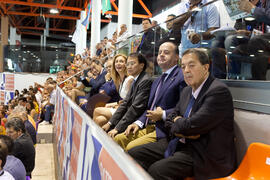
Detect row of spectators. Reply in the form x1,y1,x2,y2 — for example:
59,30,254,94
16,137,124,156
0,77,59,179
52,0,270,177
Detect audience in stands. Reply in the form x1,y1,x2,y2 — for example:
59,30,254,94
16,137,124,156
128,48,236,179
174,0,220,55
114,42,186,151
102,53,153,138
93,54,134,126
1,135,26,180
5,117,35,177
224,0,270,80
158,14,182,47
0,140,15,180
137,19,156,59
81,59,107,98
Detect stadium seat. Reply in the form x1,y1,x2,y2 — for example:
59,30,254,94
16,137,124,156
212,142,270,180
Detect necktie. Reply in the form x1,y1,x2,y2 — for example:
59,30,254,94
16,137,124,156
145,73,167,126
138,34,146,49
164,95,195,158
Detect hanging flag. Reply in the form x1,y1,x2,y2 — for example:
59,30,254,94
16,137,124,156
102,0,111,15
82,0,92,29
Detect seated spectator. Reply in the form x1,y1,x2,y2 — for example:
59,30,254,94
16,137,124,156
1,135,26,180
93,54,134,126
5,117,35,177
158,14,182,47
117,24,130,55
26,100,38,123
40,81,57,125
224,0,270,79
128,48,236,179
102,53,153,138
0,140,15,179
8,108,36,145
81,59,107,98
114,42,186,151
174,0,220,55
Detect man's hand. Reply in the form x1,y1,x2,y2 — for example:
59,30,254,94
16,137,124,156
124,123,139,136
239,0,256,13
237,29,251,36
102,123,111,132
105,102,118,108
146,107,163,122
108,129,118,138
173,116,182,122
174,133,200,139
189,33,201,44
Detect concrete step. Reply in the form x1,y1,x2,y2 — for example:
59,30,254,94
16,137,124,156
36,124,53,144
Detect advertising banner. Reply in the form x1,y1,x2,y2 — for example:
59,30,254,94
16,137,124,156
54,87,152,180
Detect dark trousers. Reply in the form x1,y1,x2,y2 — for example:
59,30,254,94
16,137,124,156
44,104,54,122
128,138,193,180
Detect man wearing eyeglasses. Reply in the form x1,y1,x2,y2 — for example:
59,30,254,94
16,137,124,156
102,53,153,138
174,0,220,55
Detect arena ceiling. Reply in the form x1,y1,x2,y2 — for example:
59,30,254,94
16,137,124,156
0,0,152,38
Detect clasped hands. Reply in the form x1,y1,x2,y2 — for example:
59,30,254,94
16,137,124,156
146,107,163,122
173,116,200,140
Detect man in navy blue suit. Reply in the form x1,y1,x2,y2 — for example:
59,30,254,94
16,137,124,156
81,59,107,98
114,42,186,151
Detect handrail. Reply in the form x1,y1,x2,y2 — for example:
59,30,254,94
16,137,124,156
58,0,220,86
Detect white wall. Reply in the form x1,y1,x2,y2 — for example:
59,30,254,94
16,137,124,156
14,73,56,92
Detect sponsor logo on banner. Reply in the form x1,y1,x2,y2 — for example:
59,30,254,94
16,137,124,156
54,87,150,180
0,73,15,104
91,136,128,180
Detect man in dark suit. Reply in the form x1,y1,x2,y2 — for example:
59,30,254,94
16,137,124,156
102,53,153,138
114,42,186,151
81,59,107,98
158,14,182,47
5,117,35,177
129,48,236,180
136,18,155,57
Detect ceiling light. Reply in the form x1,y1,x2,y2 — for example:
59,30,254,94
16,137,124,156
250,54,255,57
245,17,255,21
258,50,264,53
236,36,244,39
50,9,59,14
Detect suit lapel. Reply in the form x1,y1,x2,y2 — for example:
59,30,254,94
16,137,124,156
129,72,146,99
190,75,215,115
148,77,160,106
155,66,179,104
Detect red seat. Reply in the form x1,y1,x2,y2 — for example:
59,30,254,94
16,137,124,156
212,142,270,180
184,177,195,180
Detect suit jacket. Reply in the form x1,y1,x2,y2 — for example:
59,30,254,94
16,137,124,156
158,28,182,47
138,66,186,139
12,133,36,176
109,72,153,133
166,76,236,180
82,69,107,97
136,29,155,56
